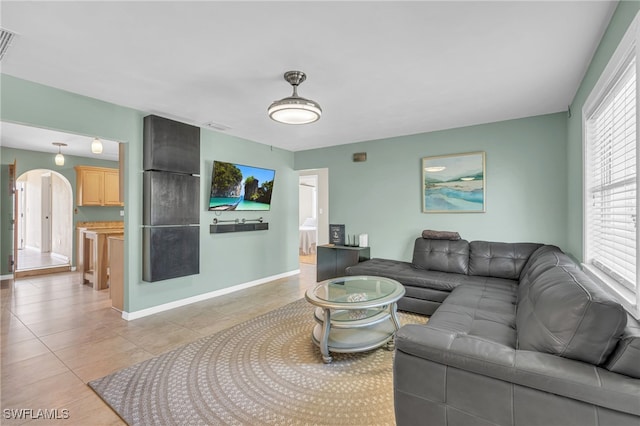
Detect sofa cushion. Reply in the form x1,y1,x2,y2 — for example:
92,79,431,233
403,286,450,303
412,238,469,274
517,246,578,303
443,280,518,316
604,314,640,379
345,258,453,289
518,245,566,281
468,241,542,279
421,229,461,240
516,266,627,365
427,282,518,348
346,258,515,293
347,259,466,292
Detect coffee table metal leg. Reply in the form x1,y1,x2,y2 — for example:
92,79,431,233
386,302,402,351
320,308,332,363
390,302,401,331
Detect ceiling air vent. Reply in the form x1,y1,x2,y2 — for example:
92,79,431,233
203,121,231,131
0,28,17,61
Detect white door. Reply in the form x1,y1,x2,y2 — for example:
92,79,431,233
17,182,26,250
41,174,52,253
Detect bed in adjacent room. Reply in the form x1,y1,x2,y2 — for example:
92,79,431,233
299,217,317,255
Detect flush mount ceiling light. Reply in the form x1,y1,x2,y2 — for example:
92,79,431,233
91,137,103,154
268,71,322,125
52,142,67,166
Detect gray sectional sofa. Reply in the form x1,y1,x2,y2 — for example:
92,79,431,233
345,237,640,426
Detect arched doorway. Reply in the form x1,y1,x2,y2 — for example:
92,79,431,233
15,168,73,274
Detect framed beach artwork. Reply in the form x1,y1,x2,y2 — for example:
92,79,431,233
422,151,486,213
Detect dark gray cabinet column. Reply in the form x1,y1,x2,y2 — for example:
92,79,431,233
142,115,200,282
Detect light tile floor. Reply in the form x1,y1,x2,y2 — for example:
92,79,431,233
16,248,69,271
1,263,316,425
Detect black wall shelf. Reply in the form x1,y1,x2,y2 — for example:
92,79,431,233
210,223,269,233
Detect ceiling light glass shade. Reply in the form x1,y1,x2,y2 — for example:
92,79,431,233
268,71,322,125
52,142,67,166
91,137,103,154
268,97,322,124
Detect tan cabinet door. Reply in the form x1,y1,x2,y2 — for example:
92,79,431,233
75,166,123,206
79,169,104,205
103,170,121,206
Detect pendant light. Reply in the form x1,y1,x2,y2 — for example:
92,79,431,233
268,71,322,125
91,137,103,154
53,142,67,166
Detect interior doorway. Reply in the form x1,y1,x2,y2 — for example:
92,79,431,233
298,168,329,266
299,174,318,264
15,169,73,275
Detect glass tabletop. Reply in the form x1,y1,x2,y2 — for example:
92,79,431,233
311,276,402,304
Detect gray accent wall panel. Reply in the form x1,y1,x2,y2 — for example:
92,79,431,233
143,115,200,174
143,114,200,282
144,171,200,225
143,227,199,282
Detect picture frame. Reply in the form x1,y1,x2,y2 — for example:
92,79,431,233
422,151,485,213
329,224,345,245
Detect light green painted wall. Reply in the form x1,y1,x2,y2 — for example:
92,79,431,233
0,147,122,271
199,134,298,288
566,1,640,261
295,113,568,261
1,74,299,313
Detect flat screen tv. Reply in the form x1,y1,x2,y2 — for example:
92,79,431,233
209,161,275,211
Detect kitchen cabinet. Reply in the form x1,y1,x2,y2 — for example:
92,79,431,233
75,166,123,206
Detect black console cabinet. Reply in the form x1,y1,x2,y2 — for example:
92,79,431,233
316,245,370,282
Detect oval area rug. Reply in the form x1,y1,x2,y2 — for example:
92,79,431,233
89,298,427,425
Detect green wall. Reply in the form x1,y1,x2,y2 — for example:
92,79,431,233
0,147,122,270
295,112,568,261
1,74,299,313
566,1,640,261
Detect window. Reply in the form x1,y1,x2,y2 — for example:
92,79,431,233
583,13,639,318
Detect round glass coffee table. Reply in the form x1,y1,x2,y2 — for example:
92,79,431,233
305,275,405,363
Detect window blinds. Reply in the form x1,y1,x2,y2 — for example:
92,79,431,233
585,55,637,292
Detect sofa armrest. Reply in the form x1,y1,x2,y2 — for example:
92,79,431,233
396,324,516,375
514,351,640,416
395,324,640,416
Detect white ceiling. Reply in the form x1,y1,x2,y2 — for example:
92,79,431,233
0,1,617,153
1,121,120,161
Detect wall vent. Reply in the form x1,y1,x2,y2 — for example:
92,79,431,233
0,28,16,61
353,152,367,162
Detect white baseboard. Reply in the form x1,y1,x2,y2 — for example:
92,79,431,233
0,274,14,280
121,269,301,321
51,252,69,262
